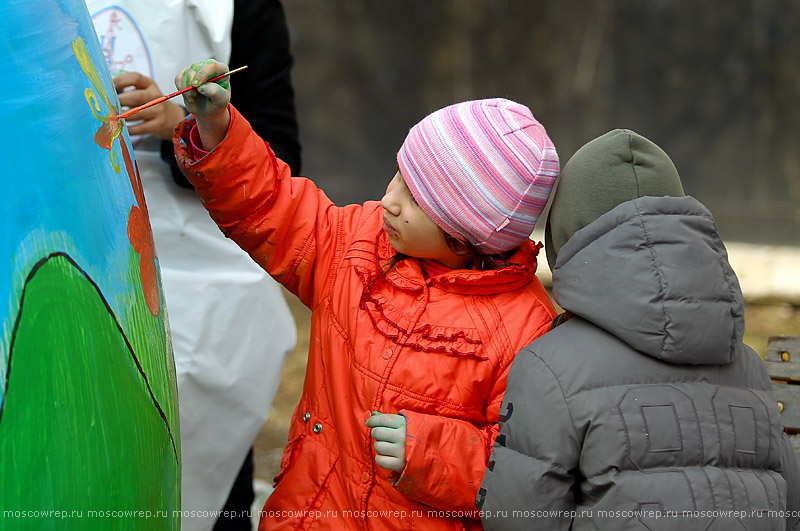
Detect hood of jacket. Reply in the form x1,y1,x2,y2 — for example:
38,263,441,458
545,129,685,269
552,195,745,365
546,129,743,365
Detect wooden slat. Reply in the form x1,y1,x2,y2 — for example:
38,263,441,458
791,436,800,458
765,335,800,382
764,337,800,456
772,381,800,432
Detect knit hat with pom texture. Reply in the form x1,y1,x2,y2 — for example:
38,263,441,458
397,98,559,255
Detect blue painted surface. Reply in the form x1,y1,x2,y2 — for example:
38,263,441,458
0,0,149,391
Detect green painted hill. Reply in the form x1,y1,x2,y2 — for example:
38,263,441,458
0,253,178,530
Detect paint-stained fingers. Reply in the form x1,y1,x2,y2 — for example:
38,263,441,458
365,412,407,430
369,425,405,444
199,61,232,90
373,440,403,458
174,60,231,118
176,59,229,90
196,82,229,109
174,61,201,91
374,453,405,473
368,413,407,473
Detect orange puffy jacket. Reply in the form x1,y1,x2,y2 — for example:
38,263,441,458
175,107,557,530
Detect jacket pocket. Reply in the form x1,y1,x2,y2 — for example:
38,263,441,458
273,433,305,486
267,433,340,530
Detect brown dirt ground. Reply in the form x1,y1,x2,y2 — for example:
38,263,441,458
252,288,800,484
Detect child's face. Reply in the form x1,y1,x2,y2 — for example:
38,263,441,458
380,171,471,269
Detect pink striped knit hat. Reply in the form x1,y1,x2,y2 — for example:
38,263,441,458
397,98,559,255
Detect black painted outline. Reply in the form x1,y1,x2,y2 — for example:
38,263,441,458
0,251,177,462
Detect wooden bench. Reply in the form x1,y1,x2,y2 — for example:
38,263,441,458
764,335,800,456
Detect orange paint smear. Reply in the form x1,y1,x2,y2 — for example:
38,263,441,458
94,114,124,150
119,139,160,317
92,108,160,317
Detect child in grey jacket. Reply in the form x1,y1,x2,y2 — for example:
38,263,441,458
478,129,800,531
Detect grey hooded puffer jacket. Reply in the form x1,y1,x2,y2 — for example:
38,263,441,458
478,193,800,530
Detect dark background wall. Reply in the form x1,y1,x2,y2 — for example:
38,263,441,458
282,0,800,245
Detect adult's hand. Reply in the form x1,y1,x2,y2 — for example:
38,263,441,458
114,72,186,141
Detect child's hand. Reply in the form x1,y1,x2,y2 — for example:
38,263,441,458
366,411,407,472
174,59,232,151
174,59,231,119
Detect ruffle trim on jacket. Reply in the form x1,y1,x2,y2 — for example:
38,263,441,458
355,266,487,359
342,229,543,360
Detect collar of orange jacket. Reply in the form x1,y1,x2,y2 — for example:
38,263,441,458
377,232,542,295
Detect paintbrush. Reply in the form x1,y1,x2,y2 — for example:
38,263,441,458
116,65,248,120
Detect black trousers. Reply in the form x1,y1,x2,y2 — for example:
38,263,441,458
213,447,255,531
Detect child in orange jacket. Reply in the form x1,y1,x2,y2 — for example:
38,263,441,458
172,60,559,530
